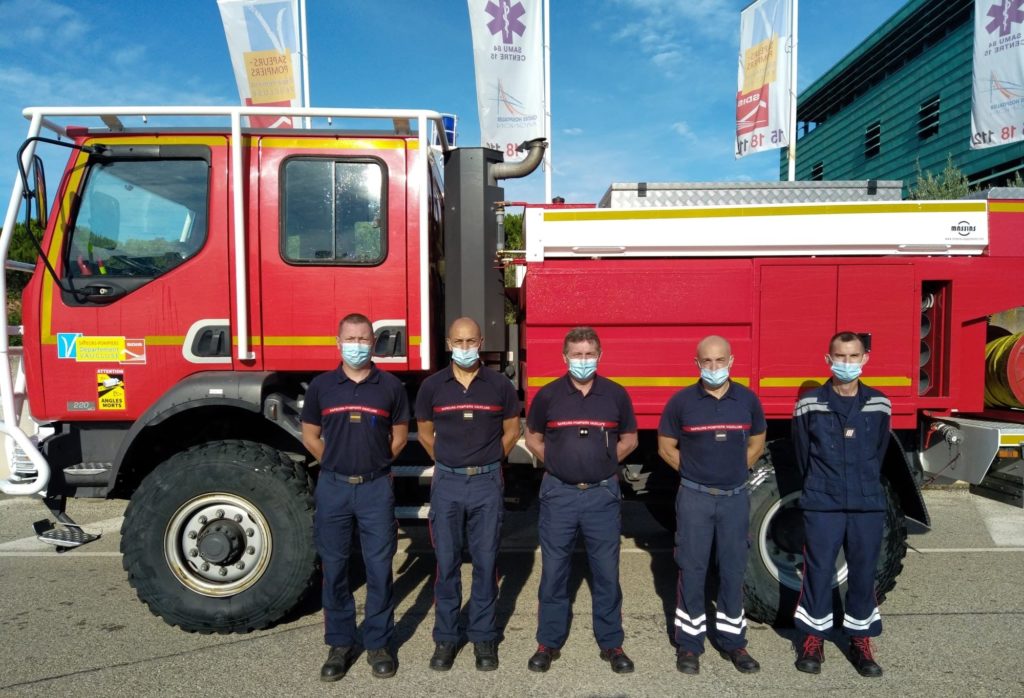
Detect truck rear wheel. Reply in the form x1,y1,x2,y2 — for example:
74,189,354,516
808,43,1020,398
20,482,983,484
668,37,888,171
743,442,908,625
120,440,316,633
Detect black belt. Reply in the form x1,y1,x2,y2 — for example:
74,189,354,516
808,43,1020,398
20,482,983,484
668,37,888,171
434,461,500,476
550,472,616,490
325,466,390,485
680,476,746,497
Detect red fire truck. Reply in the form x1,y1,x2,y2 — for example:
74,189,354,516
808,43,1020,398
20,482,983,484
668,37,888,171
2,106,1022,633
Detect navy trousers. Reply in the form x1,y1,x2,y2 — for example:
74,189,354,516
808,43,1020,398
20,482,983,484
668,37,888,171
674,486,750,654
314,471,397,649
428,465,504,643
795,509,884,638
536,474,624,650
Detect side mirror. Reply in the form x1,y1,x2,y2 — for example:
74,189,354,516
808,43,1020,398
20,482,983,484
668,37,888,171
30,155,47,228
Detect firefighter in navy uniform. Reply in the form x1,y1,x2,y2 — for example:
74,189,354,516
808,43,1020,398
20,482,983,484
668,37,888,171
524,327,639,675
792,331,890,678
301,313,410,682
657,335,766,675
415,317,520,672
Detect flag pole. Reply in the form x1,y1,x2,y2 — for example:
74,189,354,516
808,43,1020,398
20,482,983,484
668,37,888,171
787,0,798,181
300,0,311,128
543,0,552,201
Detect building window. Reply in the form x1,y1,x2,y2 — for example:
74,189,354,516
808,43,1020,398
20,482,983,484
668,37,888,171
918,95,940,140
811,161,824,180
864,121,881,159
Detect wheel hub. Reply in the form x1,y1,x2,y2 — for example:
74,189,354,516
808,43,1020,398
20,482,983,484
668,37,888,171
197,520,245,565
165,494,272,597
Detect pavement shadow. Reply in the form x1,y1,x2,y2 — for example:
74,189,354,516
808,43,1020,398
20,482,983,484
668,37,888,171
390,523,436,654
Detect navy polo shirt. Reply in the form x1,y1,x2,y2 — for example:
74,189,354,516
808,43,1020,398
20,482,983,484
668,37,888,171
415,364,519,468
658,380,767,489
526,374,637,484
301,363,411,475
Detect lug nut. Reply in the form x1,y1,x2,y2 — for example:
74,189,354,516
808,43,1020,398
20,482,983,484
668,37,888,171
188,531,198,540
246,528,255,537
236,561,245,570
198,515,208,525
218,567,228,577
233,514,243,522
215,509,225,519
246,546,255,555
200,562,210,572
189,548,199,558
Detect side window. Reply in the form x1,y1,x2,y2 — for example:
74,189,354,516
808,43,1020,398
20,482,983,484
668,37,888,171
66,158,209,279
281,158,386,265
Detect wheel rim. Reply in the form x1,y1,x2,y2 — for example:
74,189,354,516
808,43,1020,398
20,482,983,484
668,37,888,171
164,493,272,597
757,490,849,591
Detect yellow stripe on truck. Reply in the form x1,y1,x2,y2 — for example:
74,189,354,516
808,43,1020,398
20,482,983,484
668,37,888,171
527,376,751,388
543,201,986,223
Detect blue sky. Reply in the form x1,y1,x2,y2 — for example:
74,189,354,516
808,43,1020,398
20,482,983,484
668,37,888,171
0,0,907,205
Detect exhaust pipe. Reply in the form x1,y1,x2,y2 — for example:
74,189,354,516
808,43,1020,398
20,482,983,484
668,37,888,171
489,138,547,184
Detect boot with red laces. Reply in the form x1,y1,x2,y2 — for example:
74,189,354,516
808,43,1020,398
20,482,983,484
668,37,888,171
795,634,824,674
849,636,883,677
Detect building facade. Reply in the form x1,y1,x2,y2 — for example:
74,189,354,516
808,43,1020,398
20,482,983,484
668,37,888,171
784,0,1024,191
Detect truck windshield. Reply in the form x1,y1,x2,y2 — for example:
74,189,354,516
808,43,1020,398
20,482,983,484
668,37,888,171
66,158,209,278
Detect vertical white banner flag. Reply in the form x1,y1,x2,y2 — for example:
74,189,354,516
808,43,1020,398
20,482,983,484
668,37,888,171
217,0,302,128
468,0,545,162
971,0,1024,149
736,0,793,158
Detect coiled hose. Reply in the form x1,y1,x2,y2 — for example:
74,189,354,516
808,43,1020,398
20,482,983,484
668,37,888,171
985,331,1024,409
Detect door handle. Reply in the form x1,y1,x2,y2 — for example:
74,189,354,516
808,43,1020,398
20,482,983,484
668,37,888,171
81,284,126,303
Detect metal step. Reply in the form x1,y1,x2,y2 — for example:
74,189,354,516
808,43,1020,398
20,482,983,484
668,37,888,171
63,462,113,485
970,462,1023,508
33,519,101,550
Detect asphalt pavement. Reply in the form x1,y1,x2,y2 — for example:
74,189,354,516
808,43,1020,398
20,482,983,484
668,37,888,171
0,489,1022,697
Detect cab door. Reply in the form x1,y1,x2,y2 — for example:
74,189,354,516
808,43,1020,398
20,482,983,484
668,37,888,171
255,137,409,372
29,137,231,421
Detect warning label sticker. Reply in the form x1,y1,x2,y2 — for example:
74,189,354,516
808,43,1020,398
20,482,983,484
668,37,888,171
97,370,126,411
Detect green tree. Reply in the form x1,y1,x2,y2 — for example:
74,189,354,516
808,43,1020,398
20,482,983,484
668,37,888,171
909,155,972,200
6,221,42,341
503,212,524,324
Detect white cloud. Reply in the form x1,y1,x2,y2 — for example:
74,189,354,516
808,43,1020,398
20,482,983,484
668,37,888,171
671,121,697,141
0,0,86,48
609,0,738,77
563,127,583,136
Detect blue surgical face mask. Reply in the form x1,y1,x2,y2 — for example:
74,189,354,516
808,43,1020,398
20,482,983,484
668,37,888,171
830,360,863,383
700,367,730,388
341,342,372,368
451,346,479,368
568,358,598,381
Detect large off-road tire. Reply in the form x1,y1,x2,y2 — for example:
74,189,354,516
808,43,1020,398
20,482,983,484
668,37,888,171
743,441,908,625
120,440,316,633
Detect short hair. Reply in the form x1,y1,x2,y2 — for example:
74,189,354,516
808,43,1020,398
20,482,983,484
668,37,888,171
338,313,373,335
829,331,866,353
563,326,601,354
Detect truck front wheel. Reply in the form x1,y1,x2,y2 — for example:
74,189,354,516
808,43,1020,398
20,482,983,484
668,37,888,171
120,440,316,633
743,442,908,625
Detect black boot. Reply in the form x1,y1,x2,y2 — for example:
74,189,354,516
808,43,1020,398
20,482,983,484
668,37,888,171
795,635,824,674
366,647,397,679
528,644,560,672
319,646,351,682
849,637,883,677
430,641,457,671
599,647,635,674
474,640,499,671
